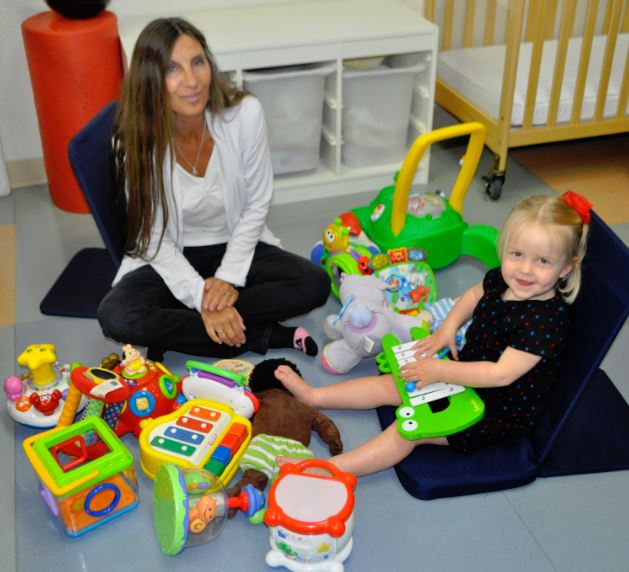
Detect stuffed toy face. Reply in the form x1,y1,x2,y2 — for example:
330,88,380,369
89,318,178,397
338,273,388,306
248,358,301,393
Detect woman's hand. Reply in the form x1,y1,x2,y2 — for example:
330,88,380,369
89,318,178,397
202,277,239,312
202,306,246,347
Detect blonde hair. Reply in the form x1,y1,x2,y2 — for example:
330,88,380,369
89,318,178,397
498,195,589,304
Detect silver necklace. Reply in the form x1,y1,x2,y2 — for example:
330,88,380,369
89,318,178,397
175,118,207,176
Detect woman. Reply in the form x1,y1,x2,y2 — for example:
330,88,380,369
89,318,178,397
97,17,330,360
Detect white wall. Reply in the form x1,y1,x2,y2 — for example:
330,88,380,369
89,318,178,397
1,0,421,187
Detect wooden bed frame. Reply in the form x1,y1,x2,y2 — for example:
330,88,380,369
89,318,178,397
425,0,629,198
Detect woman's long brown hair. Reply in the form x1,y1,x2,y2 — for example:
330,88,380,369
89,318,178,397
113,17,248,258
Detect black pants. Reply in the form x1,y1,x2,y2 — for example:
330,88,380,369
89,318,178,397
97,243,330,358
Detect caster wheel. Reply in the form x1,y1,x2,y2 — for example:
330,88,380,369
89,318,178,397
485,174,504,200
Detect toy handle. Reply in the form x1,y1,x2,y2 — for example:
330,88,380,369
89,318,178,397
391,122,487,235
185,360,247,386
279,459,357,489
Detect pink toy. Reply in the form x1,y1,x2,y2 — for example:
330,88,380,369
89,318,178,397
3,375,24,402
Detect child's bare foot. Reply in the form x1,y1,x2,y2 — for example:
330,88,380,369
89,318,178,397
276,456,332,477
274,365,316,406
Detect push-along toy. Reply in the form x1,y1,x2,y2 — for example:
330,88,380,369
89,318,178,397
139,398,252,484
152,463,265,556
348,122,499,270
264,459,357,572
22,416,140,537
379,330,484,440
181,360,259,418
4,344,86,427
312,123,499,296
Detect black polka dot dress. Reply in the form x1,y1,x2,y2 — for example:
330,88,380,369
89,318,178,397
448,268,570,454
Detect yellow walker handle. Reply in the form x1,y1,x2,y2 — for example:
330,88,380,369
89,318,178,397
391,122,487,236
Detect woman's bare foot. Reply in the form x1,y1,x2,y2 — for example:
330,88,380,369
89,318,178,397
274,365,316,406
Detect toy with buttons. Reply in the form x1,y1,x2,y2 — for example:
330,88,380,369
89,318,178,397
3,344,87,427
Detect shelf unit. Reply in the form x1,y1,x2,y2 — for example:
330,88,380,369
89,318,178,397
117,0,438,205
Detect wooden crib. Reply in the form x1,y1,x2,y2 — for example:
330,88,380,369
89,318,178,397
425,0,629,198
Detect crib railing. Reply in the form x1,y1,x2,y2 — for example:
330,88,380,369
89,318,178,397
425,0,629,187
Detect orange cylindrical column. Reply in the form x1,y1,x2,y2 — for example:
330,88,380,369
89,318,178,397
22,11,123,213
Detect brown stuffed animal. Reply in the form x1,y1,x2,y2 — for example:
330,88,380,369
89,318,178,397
227,358,343,505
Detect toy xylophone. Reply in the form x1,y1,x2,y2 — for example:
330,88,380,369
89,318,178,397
381,332,484,440
139,399,252,485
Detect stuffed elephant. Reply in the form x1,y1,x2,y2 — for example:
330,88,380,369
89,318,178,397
321,274,432,374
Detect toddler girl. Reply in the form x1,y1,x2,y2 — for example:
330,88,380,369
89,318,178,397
275,191,592,476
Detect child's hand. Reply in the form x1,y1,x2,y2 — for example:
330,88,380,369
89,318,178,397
399,355,443,388
414,323,459,361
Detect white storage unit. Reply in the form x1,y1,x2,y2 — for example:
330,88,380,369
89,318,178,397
339,62,425,168
118,0,438,205
243,63,334,175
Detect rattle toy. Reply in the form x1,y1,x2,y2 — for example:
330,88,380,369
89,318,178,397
264,459,357,572
153,463,265,556
4,343,86,427
181,360,259,418
138,398,252,483
22,416,140,537
379,330,484,440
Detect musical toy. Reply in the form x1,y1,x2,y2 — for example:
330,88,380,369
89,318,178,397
152,463,265,556
264,459,357,572
55,349,182,458
138,398,252,484
4,344,86,427
181,360,259,418
22,416,140,537
379,331,484,440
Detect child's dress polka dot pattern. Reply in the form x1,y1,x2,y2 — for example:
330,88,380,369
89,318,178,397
448,268,570,453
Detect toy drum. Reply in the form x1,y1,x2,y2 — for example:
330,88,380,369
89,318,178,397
264,459,357,572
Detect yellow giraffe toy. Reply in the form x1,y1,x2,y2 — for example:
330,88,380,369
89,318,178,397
17,344,58,388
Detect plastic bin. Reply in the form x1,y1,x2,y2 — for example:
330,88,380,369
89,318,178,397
243,63,334,175
341,63,423,168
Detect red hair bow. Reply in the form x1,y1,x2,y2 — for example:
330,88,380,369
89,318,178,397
561,191,592,224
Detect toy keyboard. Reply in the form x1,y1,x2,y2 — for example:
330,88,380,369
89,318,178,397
381,332,484,440
138,399,252,485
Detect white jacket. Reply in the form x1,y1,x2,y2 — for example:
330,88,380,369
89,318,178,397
112,96,281,312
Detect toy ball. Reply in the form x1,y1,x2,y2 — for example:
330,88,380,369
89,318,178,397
45,0,111,19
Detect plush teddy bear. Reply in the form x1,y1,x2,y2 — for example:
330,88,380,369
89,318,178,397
226,358,343,506
321,273,432,374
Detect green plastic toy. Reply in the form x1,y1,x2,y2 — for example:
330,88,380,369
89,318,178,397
312,123,500,295
350,122,500,270
379,329,484,441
